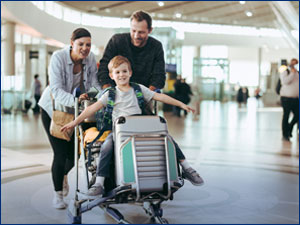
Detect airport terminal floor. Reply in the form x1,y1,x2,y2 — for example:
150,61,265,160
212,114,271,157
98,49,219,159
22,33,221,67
1,98,299,224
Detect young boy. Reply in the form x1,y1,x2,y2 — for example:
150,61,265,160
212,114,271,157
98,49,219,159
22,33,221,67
61,55,204,197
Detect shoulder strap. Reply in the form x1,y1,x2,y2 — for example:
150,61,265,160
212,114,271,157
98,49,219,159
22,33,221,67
97,87,115,132
130,82,145,114
88,87,116,166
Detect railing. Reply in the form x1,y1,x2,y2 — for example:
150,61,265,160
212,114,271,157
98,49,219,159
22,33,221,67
1,90,29,113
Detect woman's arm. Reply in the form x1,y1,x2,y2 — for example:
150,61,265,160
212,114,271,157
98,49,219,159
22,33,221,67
49,51,76,107
61,100,104,132
89,52,102,91
280,68,296,85
152,93,195,113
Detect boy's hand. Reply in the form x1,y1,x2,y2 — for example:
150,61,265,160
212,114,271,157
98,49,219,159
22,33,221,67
61,121,76,133
181,103,195,114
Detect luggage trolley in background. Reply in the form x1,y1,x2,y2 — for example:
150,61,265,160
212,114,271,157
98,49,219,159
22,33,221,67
68,97,184,224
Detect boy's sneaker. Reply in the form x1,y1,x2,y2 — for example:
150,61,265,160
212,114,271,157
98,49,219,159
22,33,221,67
53,191,67,209
182,167,204,186
87,183,104,196
63,176,69,197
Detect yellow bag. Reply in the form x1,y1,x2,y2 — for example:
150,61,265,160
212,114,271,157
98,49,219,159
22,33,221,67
83,127,111,147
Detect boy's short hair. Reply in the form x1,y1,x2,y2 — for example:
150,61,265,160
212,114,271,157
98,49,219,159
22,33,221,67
130,10,152,30
108,55,132,73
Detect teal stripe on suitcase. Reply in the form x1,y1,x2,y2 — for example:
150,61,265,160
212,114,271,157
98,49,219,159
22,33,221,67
122,140,135,183
167,139,178,180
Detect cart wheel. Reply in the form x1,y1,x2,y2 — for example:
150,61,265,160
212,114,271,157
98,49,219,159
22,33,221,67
160,218,169,224
67,207,82,224
152,217,169,224
67,214,81,224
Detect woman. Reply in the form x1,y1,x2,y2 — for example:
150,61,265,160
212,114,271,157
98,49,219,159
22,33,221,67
38,28,101,209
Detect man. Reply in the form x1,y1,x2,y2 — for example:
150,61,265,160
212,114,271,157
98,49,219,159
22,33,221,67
280,58,299,141
97,10,166,91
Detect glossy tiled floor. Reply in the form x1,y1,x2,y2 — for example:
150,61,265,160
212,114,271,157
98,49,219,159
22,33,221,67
1,98,299,224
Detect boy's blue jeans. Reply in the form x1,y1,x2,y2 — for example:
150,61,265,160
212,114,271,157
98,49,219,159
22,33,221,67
96,133,186,177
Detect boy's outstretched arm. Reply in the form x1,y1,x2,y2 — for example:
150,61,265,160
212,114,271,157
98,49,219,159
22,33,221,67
61,101,104,132
152,93,195,113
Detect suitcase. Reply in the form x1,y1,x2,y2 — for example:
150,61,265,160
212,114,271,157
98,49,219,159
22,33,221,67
114,115,179,199
22,100,32,113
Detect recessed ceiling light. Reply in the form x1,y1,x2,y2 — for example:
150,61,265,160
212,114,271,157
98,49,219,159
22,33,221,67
175,13,182,18
90,6,98,11
105,8,111,13
246,11,253,17
157,13,164,18
158,2,164,7
124,10,130,15
239,1,246,4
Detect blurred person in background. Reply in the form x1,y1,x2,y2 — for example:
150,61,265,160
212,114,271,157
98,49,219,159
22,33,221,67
279,58,299,141
31,74,42,114
237,86,249,108
174,78,193,117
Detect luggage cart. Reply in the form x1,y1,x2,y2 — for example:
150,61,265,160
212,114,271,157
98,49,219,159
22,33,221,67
68,98,184,224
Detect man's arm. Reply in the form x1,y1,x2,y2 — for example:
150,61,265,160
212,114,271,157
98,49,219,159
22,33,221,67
152,92,195,113
149,42,166,89
97,36,117,88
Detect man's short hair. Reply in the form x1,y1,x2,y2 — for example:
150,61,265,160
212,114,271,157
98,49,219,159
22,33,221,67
108,55,132,73
130,10,152,30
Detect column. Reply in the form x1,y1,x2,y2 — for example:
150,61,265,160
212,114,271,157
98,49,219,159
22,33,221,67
258,47,262,87
2,20,15,76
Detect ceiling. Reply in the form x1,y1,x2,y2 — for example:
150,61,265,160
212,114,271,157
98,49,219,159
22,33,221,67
60,1,299,29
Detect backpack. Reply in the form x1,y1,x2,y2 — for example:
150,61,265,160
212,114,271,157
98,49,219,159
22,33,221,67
86,82,145,165
276,69,289,95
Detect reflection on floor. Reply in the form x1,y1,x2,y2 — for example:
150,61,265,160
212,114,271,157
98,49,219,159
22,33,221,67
1,99,299,224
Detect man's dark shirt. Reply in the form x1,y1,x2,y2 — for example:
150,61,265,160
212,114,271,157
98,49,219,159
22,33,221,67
97,33,166,89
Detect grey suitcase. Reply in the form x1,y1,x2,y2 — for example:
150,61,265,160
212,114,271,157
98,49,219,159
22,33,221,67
114,115,179,201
